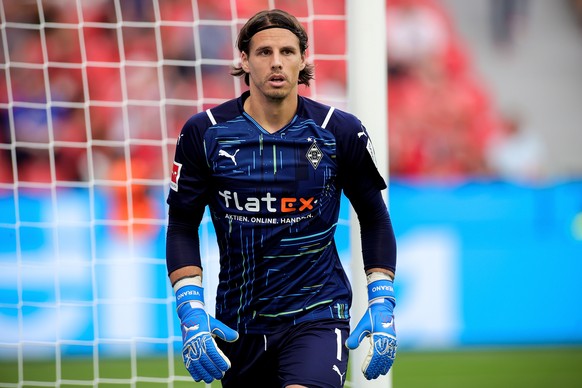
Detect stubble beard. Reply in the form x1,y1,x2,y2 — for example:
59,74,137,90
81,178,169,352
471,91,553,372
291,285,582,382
265,89,287,102
250,75,292,103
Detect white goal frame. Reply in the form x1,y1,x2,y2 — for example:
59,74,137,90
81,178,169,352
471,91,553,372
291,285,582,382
347,0,391,387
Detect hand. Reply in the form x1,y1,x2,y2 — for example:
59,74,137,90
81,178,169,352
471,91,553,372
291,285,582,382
175,280,239,383
345,275,397,380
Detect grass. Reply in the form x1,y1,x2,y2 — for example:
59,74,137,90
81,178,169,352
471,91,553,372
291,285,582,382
392,346,582,388
1,346,581,387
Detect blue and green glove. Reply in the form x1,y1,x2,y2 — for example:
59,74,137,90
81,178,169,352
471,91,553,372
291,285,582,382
345,272,397,380
174,276,239,383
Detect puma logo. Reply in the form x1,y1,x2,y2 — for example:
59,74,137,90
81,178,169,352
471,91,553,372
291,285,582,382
357,131,366,138
382,318,394,329
218,149,240,165
183,324,200,332
332,365,346,384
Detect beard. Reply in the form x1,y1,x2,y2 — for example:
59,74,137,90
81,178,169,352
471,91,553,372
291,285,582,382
264,88,288,101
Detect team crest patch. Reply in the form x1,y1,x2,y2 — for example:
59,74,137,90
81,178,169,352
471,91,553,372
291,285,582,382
170,161,182,192
366,138,378,166
306,142,323,169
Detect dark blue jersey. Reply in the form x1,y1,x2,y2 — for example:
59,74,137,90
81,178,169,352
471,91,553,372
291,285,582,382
167,91,392,334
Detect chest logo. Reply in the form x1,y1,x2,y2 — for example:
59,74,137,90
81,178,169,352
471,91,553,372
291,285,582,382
306,142,323,170
219,149,240,165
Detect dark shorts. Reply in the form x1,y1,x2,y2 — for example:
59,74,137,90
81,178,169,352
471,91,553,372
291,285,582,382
218,318,350,388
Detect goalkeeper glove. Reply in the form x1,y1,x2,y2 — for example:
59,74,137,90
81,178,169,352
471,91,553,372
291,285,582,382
174,276,239,383
345,272,397,380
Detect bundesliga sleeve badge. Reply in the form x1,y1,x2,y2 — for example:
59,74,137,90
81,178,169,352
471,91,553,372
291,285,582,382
170,161,182,192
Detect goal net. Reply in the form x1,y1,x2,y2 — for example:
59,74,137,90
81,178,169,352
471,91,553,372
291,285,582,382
0,0,385,387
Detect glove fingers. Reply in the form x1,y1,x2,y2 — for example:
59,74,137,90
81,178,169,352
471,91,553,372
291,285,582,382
345,330,366,350
362,334,397,380
203,336,231,372
183,334,231,383
183,341,213,383
345,313,373,350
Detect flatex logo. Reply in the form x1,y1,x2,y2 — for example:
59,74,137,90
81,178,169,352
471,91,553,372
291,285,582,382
219,190,314,213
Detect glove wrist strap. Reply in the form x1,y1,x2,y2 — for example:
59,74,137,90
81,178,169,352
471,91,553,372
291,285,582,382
366,273,395,305
174,276,204,316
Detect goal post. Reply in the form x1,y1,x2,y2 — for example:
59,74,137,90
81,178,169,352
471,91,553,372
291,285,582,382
347,0,391,387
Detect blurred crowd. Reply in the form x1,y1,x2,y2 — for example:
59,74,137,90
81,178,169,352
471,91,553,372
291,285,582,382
385,0,547,180
0,0,549,190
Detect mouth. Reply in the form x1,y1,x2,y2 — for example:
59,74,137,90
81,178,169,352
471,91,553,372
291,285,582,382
268,73,286,86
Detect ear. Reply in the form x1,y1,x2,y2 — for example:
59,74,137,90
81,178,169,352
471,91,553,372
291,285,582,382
300,54,306,70
241,52,250,73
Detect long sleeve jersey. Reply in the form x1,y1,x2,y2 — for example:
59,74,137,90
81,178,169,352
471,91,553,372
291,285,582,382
166,91,396,334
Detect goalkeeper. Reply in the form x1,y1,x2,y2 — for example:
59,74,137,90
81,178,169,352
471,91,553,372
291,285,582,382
166,8,397,388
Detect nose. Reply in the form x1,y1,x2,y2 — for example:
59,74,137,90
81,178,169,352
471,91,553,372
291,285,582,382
271,52,283,70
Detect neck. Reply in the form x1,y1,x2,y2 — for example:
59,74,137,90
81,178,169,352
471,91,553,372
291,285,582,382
244,92,298,134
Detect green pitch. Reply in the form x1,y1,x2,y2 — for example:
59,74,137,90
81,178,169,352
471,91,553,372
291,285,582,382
393,346,582,388
1,347,581,387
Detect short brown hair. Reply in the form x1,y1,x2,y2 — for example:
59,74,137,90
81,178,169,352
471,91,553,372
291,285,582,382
230,9,315,86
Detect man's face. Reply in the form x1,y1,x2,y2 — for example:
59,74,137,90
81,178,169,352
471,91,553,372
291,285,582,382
241,28,306,101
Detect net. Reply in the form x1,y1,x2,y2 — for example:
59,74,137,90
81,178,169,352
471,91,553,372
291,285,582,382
0,0,351,386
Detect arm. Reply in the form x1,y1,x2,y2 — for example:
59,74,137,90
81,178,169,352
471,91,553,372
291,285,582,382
166,205,204,276
366,267,394,280
338,121,396,273
169,265,202,285
166,206,238,383
165,114,238,382
348,185,397,274
344,187,398,380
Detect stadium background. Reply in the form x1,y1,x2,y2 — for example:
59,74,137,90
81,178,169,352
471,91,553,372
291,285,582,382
1,0,581,386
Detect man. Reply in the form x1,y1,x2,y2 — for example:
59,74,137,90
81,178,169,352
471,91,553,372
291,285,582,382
166,9,397,388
